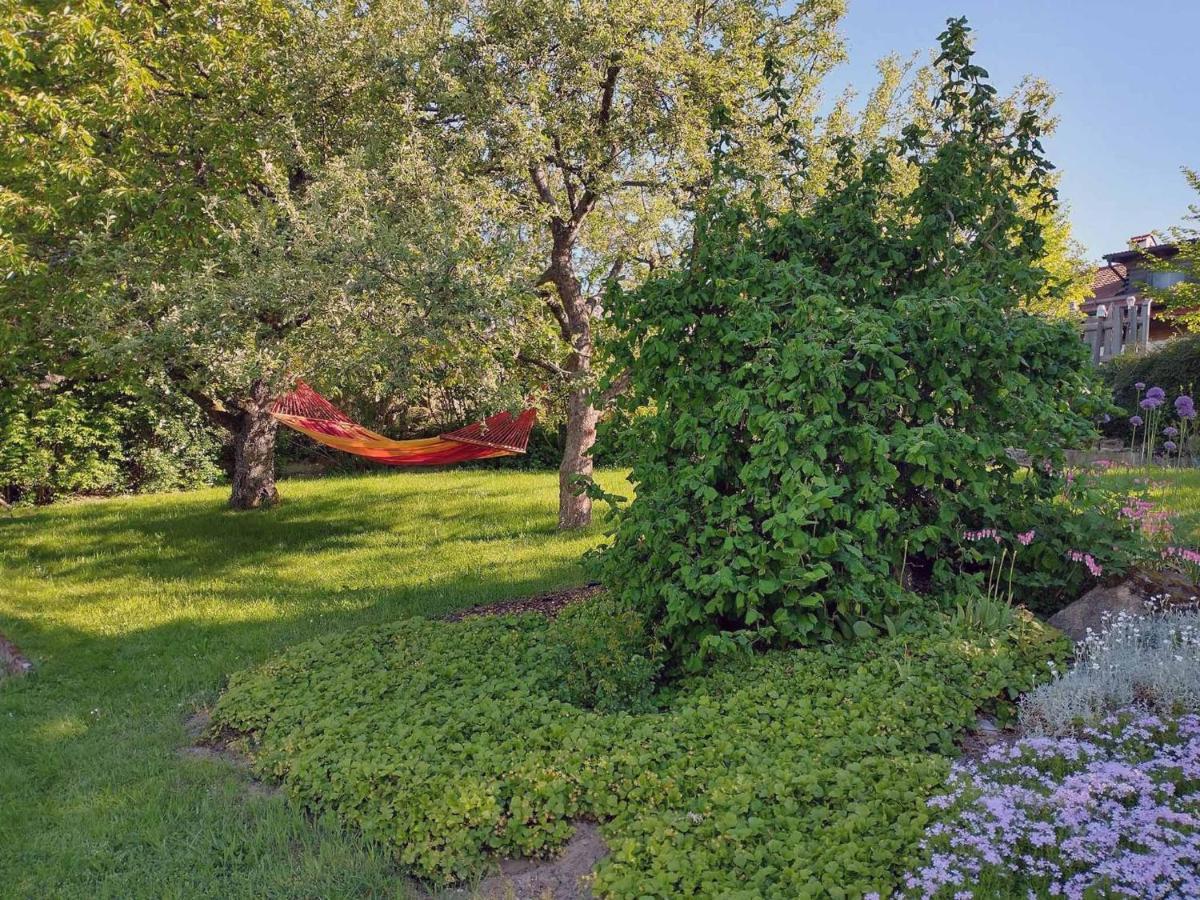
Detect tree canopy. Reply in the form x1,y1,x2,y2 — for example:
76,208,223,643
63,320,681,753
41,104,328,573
2,3,1100,518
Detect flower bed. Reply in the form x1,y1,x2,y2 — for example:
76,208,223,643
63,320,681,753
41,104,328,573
908,609,1200,898
212,605,1064,895
905,711,1200,899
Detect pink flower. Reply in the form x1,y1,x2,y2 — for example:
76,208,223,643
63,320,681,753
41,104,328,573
1066,550,1102,578
1017,530,1036,546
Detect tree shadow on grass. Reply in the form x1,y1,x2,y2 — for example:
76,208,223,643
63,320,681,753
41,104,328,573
0,476,591,620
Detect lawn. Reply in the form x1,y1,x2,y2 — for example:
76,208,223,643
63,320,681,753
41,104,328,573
1101,465,1200,538
3,466,1198,898
0,469,623,898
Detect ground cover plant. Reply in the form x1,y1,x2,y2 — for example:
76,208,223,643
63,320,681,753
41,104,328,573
907,602,1200,898
1021,609,1200,734
212,603,1066,897
907,711,1200,899
0,469,621,898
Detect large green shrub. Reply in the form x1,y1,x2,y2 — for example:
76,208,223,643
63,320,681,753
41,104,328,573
213,601,1066,895
596,21,1124,668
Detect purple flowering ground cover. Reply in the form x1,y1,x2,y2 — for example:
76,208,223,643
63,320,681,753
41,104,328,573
904,711,1200,899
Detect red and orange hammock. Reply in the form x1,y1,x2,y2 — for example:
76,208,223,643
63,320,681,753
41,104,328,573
270,381,536,466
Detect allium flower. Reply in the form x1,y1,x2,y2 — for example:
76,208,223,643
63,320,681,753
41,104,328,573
1141,397,1162,410
1147,386,1166,401
1175,395,1196,419
1164,440,1178,452
1130,415,1143,427
1017,530,1036,546
1163,426,1179,437
1135,381,1146,391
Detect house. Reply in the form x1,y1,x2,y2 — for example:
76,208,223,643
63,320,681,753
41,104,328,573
1079,234,1191,362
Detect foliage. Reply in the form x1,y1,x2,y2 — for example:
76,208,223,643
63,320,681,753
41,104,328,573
963,478,1148,616
1100,334,1200,441
906,709,1200,899
212,599,1064,895
337,0,897,526
0,468,621,896
598,19,1120,668
1021,609,1200,734
946,594,1016,635
0,380,221,504
0,0,294,402
113,156,530,419
546,595,663,712
1148,166,1200,332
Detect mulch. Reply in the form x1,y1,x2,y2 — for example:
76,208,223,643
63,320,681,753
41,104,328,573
443,583,604,622
0,632,33,678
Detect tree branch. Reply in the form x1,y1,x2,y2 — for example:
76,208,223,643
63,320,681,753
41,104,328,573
529,164,557,207
599,369,631,408
167,367,240,431
516,353,570,380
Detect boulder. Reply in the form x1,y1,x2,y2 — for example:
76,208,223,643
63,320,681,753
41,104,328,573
1047,582,1146,643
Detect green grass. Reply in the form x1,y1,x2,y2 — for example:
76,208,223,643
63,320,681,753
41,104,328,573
1101,465,1200,539
4,465,1199,897
0,469,623,898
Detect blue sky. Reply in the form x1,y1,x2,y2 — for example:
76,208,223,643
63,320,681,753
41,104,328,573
828,0,1199,262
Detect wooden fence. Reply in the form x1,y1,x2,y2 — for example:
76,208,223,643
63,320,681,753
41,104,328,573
1082,299,1152,364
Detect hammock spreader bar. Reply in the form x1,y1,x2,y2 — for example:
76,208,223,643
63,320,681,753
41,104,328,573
270,381,536,466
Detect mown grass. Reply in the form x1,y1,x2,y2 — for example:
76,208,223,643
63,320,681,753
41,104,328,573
1101,465,1200,538
0,469,623,898
3,466,1198,898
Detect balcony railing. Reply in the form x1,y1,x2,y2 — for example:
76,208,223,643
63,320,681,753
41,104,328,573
1082,298,1151,364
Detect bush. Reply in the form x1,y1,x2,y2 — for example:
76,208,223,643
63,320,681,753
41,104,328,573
597,23,1126,668
213,603,1066,895
0,379,223,504
0,383,124,503
547,596,662,712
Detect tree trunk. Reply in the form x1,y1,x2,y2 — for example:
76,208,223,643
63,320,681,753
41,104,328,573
545,221,602,530
559,385,599,528
229,381,279,510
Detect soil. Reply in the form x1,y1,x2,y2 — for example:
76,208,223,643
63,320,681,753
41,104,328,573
444,584,604,622
957,716,1021,763
0,631,33,678
179,709,279,797
436,822,608,900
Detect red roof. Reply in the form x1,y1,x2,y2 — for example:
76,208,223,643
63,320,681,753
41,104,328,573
1083,263,1129,308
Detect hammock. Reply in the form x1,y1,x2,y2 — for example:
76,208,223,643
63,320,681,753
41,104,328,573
270,381,536,466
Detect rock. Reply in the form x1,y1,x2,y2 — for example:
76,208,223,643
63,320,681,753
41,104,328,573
1048,582,1147,643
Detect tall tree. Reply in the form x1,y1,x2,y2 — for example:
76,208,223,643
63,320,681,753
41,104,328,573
3,1,529,507
0,0,296,505
356,0,849,527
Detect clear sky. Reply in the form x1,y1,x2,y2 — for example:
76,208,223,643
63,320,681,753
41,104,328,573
828,0,1199,263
